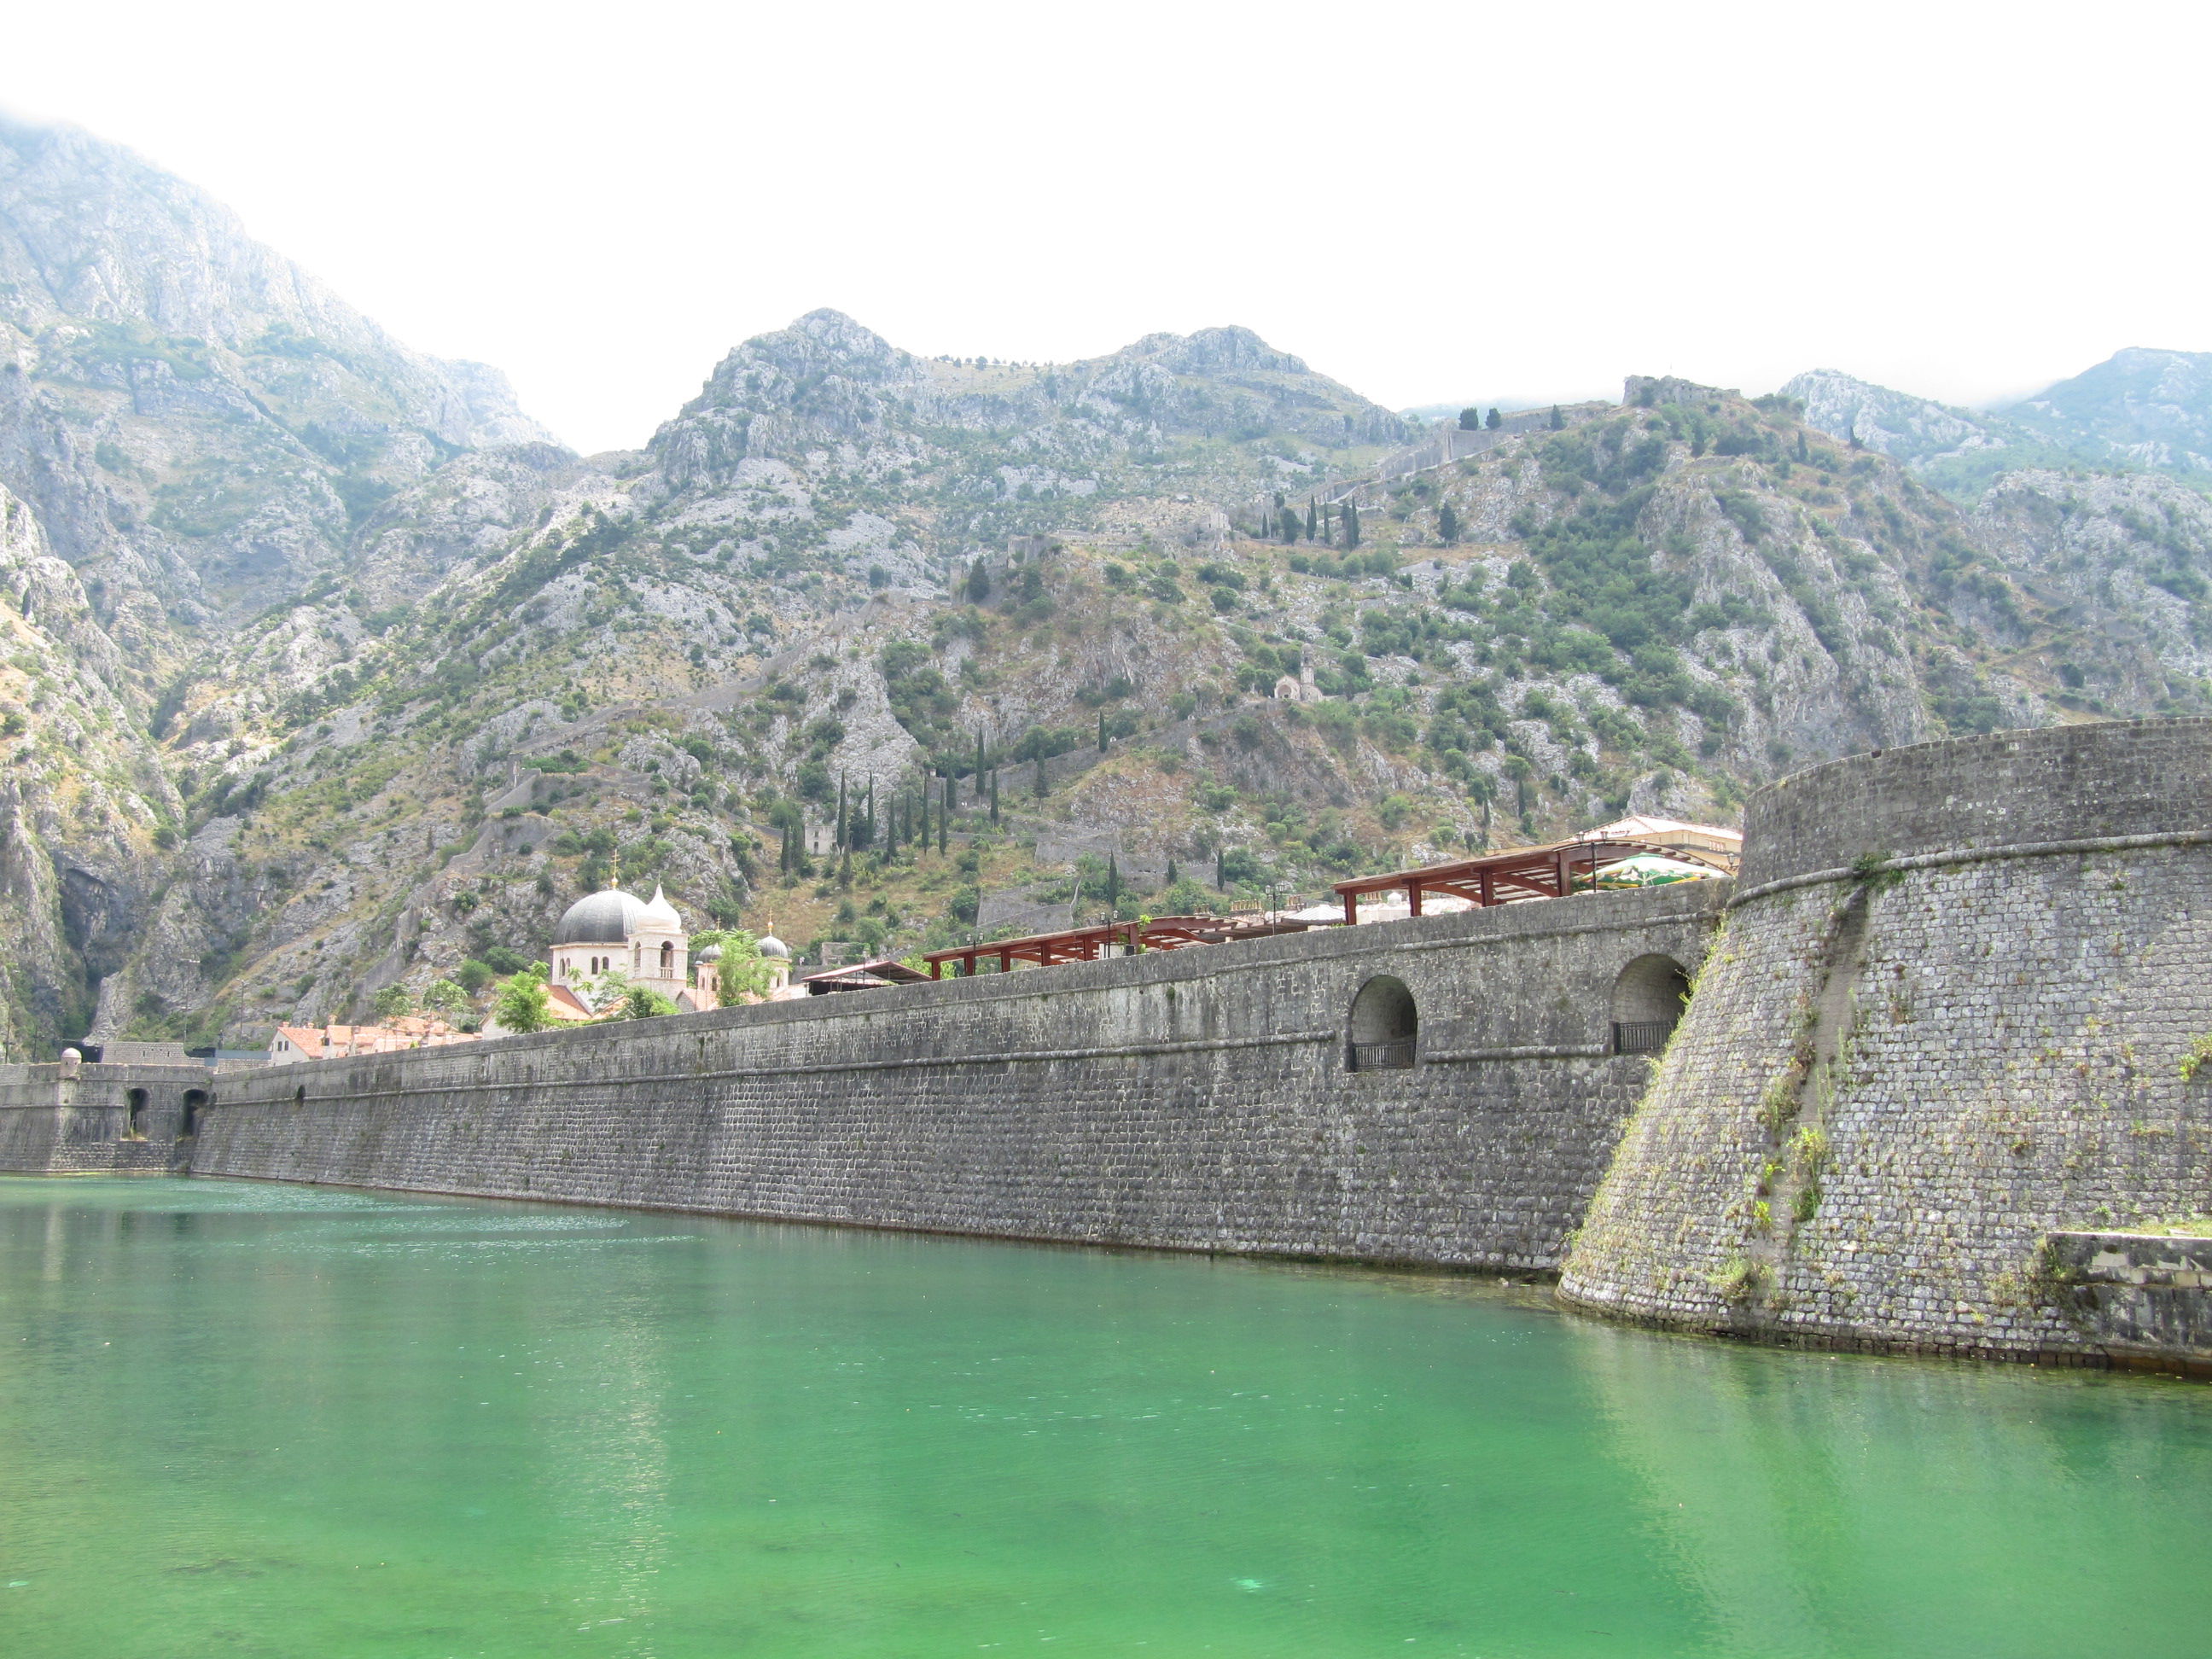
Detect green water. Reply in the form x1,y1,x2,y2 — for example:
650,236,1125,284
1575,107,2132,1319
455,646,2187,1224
1,1180,2207,1658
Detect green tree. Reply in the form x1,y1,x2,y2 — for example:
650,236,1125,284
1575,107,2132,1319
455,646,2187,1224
492,966,554,1033
1485,407,1503,430
1438,502,1460,544
1458,407,1481,430
1306,501,1318,539
617,985,679,1019
1343,501,1361,549
370,983,413,1021
694,929,777,999
422,979,469,1020
1549,405,1564,430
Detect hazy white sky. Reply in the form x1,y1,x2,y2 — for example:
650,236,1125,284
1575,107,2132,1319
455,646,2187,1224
9,1,2207,452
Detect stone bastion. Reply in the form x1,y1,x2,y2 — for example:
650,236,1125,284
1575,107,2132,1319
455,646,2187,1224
1560,717,2212,1368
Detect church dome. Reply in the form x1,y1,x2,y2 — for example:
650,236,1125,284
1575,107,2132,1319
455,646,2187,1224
553,888,646,945
634,884,683,932
696,944,724,962
756,934,790,959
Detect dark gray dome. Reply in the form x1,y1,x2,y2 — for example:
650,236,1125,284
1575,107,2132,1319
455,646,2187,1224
696,944,724,962
553,888,645,945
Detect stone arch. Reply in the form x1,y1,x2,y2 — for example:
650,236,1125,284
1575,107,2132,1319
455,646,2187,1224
125,1087,147,1138
1348,975,1418,1070
180,1089,208,1138
1611,954,1691,1054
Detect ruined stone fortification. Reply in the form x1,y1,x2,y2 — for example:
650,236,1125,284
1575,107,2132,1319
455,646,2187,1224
10,718,2212,1370
1561,718,2212,1365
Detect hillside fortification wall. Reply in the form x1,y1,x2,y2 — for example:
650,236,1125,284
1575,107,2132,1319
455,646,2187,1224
1561,719,2212,1364
188,882,1723,1272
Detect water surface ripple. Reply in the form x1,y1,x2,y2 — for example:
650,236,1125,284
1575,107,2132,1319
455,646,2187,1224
2,1177,2205,1657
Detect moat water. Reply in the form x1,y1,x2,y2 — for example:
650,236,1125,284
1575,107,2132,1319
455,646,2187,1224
3,1179,2208,1658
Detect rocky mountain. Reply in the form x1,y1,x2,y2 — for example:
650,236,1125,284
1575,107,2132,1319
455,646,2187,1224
4,114,2212,1055
1784,350,2212,498
2002,347,2212,477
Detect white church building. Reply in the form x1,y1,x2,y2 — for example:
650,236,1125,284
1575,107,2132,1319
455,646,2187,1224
544,884,791,1018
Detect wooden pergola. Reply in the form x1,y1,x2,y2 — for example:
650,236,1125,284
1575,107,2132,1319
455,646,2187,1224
922,913,1319,979
801,958,935,994
1330,835,1736,925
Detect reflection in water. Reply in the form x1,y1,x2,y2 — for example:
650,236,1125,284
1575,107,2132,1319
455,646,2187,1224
1,1178,2208,1659
1572,1317,2212,1658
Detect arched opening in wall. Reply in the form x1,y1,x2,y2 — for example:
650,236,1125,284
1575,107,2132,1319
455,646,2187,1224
1612,955,1691,1054
125,1087,147,1138
661,940,674,973
1348,976,1418,1070
180,1089,208,1138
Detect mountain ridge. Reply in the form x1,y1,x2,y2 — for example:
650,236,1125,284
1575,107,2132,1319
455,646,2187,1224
3,115,2212,1054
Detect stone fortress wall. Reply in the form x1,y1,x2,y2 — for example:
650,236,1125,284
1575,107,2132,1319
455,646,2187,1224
185,882,1723,1273
1560,718,2212,1366
11,717,2211,1370
0,1061,207,1173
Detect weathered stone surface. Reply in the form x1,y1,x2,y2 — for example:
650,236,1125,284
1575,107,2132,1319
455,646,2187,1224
1563,718,2212,1364
189,882,1722,1272
2046,1231,2212,1366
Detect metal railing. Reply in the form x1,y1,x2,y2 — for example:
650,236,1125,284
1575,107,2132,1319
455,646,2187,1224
1612,1020,1678,1056
1348,1039,1417,1071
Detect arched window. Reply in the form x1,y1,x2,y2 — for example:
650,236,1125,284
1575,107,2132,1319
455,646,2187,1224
1348,975,1418,1070
125,1087,147,1138
660,940,674,973
1612,954,1691,1054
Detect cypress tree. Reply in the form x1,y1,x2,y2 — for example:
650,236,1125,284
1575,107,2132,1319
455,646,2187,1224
1344,501,1361,549
1106,854,1121,911
939,775,950,854
989,767,1000,824
1166,857,1179,886
1549,404,1564,430
975,729,986,793
1215,848,1225,888
1097,710,1107,753
1305,501,1318,539
1438,502,1460,544
1485,406,1503,429
835,774,848,851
